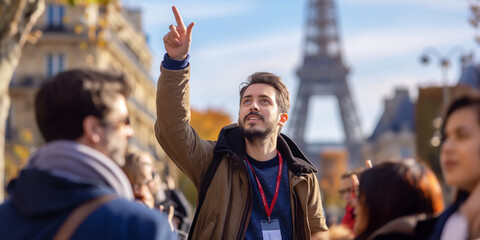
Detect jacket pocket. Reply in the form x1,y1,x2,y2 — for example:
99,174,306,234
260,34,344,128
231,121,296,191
198,211,218,240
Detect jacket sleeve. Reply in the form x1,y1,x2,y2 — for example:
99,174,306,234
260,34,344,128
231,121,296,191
155,65,215,189
307,173,329,233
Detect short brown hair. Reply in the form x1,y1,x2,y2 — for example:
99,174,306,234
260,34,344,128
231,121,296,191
35,69,132,142
239,72,290,114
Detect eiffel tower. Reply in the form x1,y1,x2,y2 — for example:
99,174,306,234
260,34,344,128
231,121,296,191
289,0,364,167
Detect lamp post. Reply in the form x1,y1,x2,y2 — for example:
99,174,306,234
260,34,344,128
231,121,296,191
420,47,469,147
420,46,471,108
420,46,469,109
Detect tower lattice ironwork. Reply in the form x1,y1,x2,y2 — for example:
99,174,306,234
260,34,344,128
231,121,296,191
289,0,363,167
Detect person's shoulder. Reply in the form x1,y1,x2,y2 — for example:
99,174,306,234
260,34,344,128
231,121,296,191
304,171,320,182
102,198,166,221
0,200,16,225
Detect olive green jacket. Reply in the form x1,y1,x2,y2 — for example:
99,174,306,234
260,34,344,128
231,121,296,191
155,65,328,239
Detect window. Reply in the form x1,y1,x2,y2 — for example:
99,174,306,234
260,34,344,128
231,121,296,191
5,106,13,140
46,4,65,28
46,53,65,78
400,147,413,158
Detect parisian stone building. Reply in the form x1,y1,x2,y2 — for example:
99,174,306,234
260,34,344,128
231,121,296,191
5,0,170,182
364,88,416,163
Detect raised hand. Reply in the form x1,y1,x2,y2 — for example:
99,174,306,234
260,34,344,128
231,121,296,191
163,6,195,60
365,159,372,169
349,160,372,199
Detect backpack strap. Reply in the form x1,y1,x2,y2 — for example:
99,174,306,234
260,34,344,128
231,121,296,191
54,195,116,240
187,152,223,240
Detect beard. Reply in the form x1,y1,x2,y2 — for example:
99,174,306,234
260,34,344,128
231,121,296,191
239,112,276,142
100,131,128,166
109,147,126,166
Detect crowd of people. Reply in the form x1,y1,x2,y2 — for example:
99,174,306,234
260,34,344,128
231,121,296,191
331,95,480,240
122,151,192,238
0,5,478,240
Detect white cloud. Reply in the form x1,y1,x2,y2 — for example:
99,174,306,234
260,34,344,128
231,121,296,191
341,0,465,10
128,2,253,26
195,29,302,60
345,27,472,62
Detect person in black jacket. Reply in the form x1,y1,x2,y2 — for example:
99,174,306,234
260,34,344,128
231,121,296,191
162,175,192,233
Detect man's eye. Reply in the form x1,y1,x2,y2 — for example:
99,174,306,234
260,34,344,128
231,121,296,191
261,99,270,104
243,99,251,104
456,132,468,140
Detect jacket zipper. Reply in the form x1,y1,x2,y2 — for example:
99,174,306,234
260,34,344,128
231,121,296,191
235,153,252,240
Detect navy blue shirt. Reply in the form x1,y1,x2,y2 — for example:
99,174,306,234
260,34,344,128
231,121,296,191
245,154,293,240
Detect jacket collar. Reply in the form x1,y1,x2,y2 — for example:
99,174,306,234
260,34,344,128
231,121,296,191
214,123,317,175
366,214,429,240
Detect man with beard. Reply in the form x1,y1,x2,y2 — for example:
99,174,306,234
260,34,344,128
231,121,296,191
155,6,328,240
0,69,176,240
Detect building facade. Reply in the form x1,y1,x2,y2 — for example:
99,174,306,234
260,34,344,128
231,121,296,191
364,88,416,163
5,0,170,182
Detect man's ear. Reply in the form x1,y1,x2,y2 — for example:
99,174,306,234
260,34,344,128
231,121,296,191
278,113,288,126
83,116,101,144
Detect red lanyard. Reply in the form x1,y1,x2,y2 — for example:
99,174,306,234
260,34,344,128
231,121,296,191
245,150,283,223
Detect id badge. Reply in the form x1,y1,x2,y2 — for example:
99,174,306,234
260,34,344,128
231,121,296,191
261,219,282,240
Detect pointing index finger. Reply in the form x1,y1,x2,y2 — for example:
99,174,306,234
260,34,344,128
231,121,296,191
350,174,359,186
172,6,185,29
366,159,373,169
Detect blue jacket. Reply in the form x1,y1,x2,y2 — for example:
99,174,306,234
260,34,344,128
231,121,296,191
0,169,176,240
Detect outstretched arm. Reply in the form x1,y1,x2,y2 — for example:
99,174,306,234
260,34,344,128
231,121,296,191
155,6,215,188
163,6,195,60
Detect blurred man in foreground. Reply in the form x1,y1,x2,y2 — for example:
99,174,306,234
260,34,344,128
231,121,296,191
0,69,176,240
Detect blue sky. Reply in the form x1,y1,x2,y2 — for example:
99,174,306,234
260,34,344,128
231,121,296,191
125,0,478,143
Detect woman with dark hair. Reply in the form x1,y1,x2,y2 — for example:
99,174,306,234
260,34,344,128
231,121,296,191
353,159,444,240
430,95,480,239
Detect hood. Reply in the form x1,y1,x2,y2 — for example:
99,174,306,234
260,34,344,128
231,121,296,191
213,123,317,174
7,169,113,219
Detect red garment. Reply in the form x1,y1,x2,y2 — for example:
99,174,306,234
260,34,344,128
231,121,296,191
341,205,355,230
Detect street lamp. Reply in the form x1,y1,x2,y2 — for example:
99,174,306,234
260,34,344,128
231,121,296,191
420,46,470,108
420,47,470,147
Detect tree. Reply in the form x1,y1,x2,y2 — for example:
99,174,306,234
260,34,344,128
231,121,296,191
0,0,45,201
191,108,233,141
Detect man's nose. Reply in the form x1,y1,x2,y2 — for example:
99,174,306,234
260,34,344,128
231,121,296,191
250,100,259,111
125,125,134,138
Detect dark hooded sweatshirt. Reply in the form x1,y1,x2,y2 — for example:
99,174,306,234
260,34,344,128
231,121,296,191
0,169,176,240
